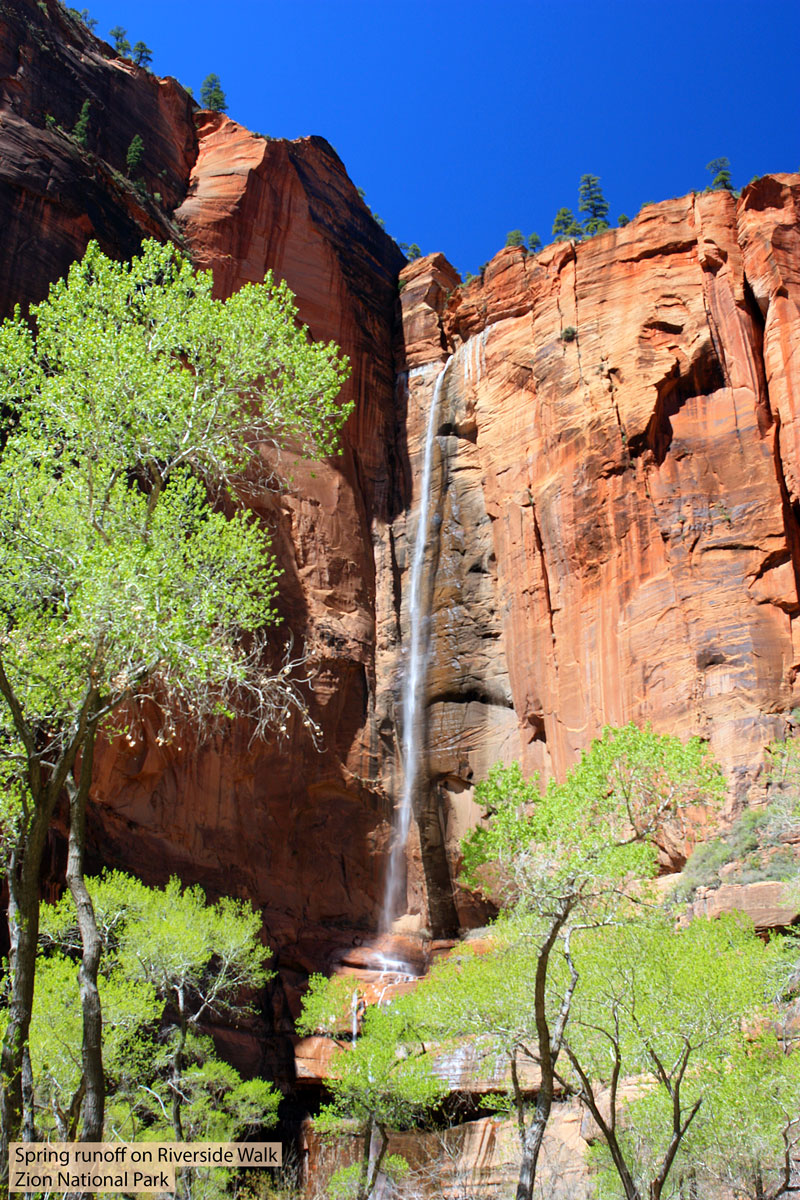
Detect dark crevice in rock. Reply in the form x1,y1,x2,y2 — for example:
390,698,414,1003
417,771,460,939
429,688,514,710
742,272,774,434
772,414,800,608
532,507,556,644
628,343,726,466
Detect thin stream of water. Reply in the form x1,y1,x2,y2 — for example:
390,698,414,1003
380,357,452,934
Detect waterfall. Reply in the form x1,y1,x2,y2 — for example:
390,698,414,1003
380,357,452,934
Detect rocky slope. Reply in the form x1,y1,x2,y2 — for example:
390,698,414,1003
1,0,800,1106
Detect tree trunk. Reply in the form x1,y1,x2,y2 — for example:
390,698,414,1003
515,1101,550,1200
65,726,104,1141
514,902,573,1200
0,800,58,1175
171,1011,189,1200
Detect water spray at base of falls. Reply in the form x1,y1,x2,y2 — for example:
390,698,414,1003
380,357,452,937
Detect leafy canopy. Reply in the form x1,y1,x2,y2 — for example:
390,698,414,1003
461,723,725,913
0,238,351,849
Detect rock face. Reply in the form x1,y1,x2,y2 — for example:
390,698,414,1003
2,0,800,1100
394,181,800,915
0,0,195,315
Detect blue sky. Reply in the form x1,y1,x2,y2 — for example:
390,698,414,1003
82,0,799,278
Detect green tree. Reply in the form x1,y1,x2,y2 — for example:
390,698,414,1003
72,99,90,147
41,872,277,1196
618,213,630,226
551,207,583,241
527,232,542,252
563,913,784,1200
131,40,153,68
108,24,130,54
28,873,279,1197
706,156,732,190
578,173,610,234
0,238,349,1166
298,977,445,1200
505,229,525,248
125,132,144,176
456,725,725,1200
69,8,97,30
398,242,421,261
679,1030,800,1200
200,73,228,112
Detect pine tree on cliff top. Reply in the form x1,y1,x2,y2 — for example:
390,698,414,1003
578,173,610,234
200,73,228,112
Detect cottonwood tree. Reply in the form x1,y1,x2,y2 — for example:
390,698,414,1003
0,238,350,1163
563,914,786,1200
450,725,725,1200
298,978,445,1200
40,872,277,1199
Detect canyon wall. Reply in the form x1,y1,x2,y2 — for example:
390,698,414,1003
1,0,800,1047
396,180,800,910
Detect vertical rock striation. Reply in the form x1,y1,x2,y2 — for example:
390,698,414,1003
393,180,800,915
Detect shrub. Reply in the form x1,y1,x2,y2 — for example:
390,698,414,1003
505,229,524,248
560,326,577,342
72,98,90,147
125,133,144,177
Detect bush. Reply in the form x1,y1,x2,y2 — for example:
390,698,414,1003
125,133,144,177
72,98,90,147
560,326,577,342
505,229,524,248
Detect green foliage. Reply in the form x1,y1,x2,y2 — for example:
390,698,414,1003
315,1003,445,1134
707,155,733,190
299,980,443,1200
68,7,96,29
108,23,130,54
617,213,629,226
398,242,421,261
505,229,524,248
44,871,271,1021
578,173,610,234
527,232,542,252
71,98,90,146
551,206,582,240
462,724,724,911
560,325,577,342
201,72,228,112
125,132,144,175
675,738,800,899
566,912,786,1200
33,872,279,1150
296,973,360,1037
131,40,152,67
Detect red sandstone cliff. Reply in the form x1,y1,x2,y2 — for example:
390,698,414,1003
1,0,800,1051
